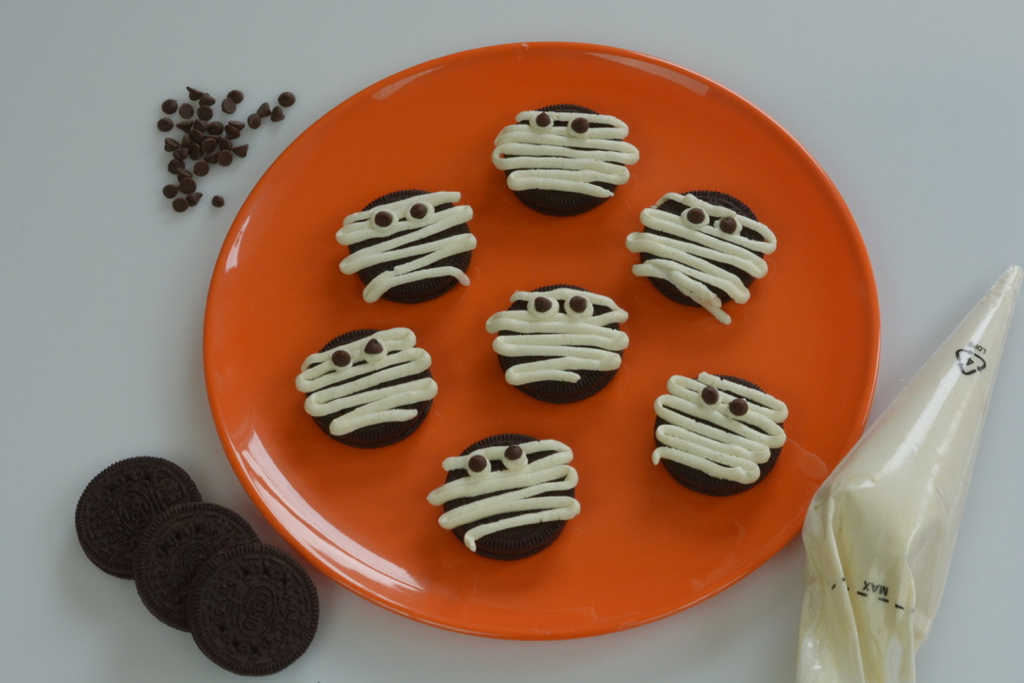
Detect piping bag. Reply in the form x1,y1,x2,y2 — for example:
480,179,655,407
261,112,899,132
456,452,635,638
796,264,1022,683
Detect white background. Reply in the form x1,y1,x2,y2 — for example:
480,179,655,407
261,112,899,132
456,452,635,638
2,1,1022,681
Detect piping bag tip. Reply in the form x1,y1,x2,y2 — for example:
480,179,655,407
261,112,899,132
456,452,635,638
796,265,1020,683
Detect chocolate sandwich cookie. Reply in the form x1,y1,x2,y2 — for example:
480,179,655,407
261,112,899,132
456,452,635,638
187,543,319,676
652,373,788,496
491,104,640,216
626,191,778,324
427,434,580,560
133,502,260,630
76,456,202,579
337,189,476,303
295,327,438,447
484,285,629,403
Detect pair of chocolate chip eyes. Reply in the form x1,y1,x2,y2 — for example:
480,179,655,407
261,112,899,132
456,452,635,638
530,112,591,136
331,338,385,368
529,294,592,317
700,385,749,416
467,445,526,475
371,201,432,229
682,207,739,234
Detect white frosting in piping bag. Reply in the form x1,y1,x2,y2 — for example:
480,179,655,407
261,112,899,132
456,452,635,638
626,192,777,324
295,327,438,436
337,191,476,303
653,373,788,484
426,439,580,553
492,110,639,197
485,287,629,386
797,265,1021,683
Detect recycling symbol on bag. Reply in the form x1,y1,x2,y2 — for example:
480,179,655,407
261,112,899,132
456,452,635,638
955,347,987,375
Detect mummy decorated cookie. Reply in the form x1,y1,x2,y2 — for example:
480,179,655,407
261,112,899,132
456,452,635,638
625,191,777,324
426,434,580,560
491,105,640,216
485,285,629,403
295,327,438,448
652,373,788,496
337,190,476,304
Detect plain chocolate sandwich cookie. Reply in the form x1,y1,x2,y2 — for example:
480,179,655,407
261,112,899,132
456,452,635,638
75,456,202,579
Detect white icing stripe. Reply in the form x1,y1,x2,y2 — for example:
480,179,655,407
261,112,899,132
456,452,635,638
625,193,777,324
337,191,476,303
652,373,787,485
426,440,580,553
492,110,639,197
295,327,438,436
485,288,629,386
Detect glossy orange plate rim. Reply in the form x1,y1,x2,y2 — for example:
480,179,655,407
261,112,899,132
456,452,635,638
203,41,879,640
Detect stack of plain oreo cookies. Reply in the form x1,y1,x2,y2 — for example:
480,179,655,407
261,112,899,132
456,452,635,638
75,456,319,676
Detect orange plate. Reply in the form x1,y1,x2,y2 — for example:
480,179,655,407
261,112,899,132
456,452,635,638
204,42,879,639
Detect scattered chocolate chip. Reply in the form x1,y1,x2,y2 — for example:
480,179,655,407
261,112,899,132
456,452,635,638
685,207,706,224
227,89,244,104
157,117,174,132
178,177,197,194
175,120,193,132
175,167,193,181
331,349,351,367
246,113,261,129
200,137,217,154
719,216,738,234
178,102,194,118
186,192,203,207
701,385,719,405
162,184,178,199
167,158,184,174
257,102,271,118
193,160,210,177
161,99,178,115
163,137,179,152
728,398,749,416
172,197,189,212
189,128,204,143
188,144,203,161
270,106,285,122
187,86,205,101
217,137,232,151
172,146,188,160
228,119,245,130
220,98,236,114
217,149,233,166
197,106,213,121
198,92,216,107
278,91,295,107
211,195,225,208
232,144,248,158
206,121,224,135
224,125,241,140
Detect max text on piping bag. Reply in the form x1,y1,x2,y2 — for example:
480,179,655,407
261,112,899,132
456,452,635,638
796,264,1022,683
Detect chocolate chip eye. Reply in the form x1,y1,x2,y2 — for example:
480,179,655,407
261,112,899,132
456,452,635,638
700,385,719,405
363,338,384,357
685,207,707,225
408,202,430,220
718,216,738,234
529,295,557,318
331,349,351,368
569,117,590,135
565,294,593,318
531,111,552,129
372,210,394,229
503,444,526,469
729,398,749,416
467,454,490,475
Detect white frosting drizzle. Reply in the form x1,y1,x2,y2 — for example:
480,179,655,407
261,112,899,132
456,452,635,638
625,192,778,324
295,327,438,437
426,439,580,553
492,110,640,198
337,191,476,303
484,287,629,386
652,373,788,485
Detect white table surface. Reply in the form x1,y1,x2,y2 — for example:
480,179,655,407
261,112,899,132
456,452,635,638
3,1,1022,681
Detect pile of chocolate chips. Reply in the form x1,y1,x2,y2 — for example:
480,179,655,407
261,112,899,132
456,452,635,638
157,87,296,212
